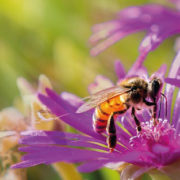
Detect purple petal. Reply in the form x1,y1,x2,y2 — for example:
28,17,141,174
116,126,132,149
118,116,136,136
90,29,137,56
114,60,126,80
79,151,146,172
127,59,148,78
38,90,105,141
90,4,180,58
13,146,115,168
151,64,167,79
12,160,45,169
19,130,108,151
61,92,84,107
165,78,180,87
88,75,114,94
172,89,180,127
165,52,180,121
21,130,101,142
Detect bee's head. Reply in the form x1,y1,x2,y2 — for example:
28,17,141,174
148,77,163,101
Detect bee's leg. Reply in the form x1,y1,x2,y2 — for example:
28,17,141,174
143,99,156,106
152,102,158,125
143,98,157,125
131,107,141,132
106,113,116,152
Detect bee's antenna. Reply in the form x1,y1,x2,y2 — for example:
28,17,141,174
161,93,167,118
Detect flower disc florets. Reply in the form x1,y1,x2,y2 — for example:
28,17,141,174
130,119,179,167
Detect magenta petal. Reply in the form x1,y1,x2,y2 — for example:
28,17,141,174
151,144,170,154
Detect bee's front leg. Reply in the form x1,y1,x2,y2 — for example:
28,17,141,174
131,107,141,132
152,102,158,125
106,113,116,152
143,98,158,125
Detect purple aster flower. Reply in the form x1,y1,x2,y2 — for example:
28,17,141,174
90,4,180,67
11,54,180,179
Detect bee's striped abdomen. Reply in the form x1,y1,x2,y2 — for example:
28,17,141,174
93,95,127,133
93,106,110,133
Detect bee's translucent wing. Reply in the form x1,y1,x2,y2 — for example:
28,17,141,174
76,86,130,113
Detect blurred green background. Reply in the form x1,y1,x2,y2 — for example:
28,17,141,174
0,0,176,179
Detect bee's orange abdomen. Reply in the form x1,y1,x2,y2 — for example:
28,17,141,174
93,95,127,133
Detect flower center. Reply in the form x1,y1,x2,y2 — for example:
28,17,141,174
128,119,180,166
130,119,177,154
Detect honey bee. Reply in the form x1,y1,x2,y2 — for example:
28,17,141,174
76,77,163,152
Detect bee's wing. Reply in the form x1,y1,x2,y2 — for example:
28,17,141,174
76,86,130,113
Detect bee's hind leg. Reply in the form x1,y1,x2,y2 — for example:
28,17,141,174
131,107,141,132
106,113,116,152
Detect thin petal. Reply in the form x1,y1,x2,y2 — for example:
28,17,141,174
19,130,108,151
127,61,148,78
79,151,146,173
172,89,180,127
61,92,84,107
11,160,44,169
165,51,180,121
38,74,53,94
114,60,126,80
90,4,180,56
165,78,180,87
19,146,116,165
151,64,167,79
